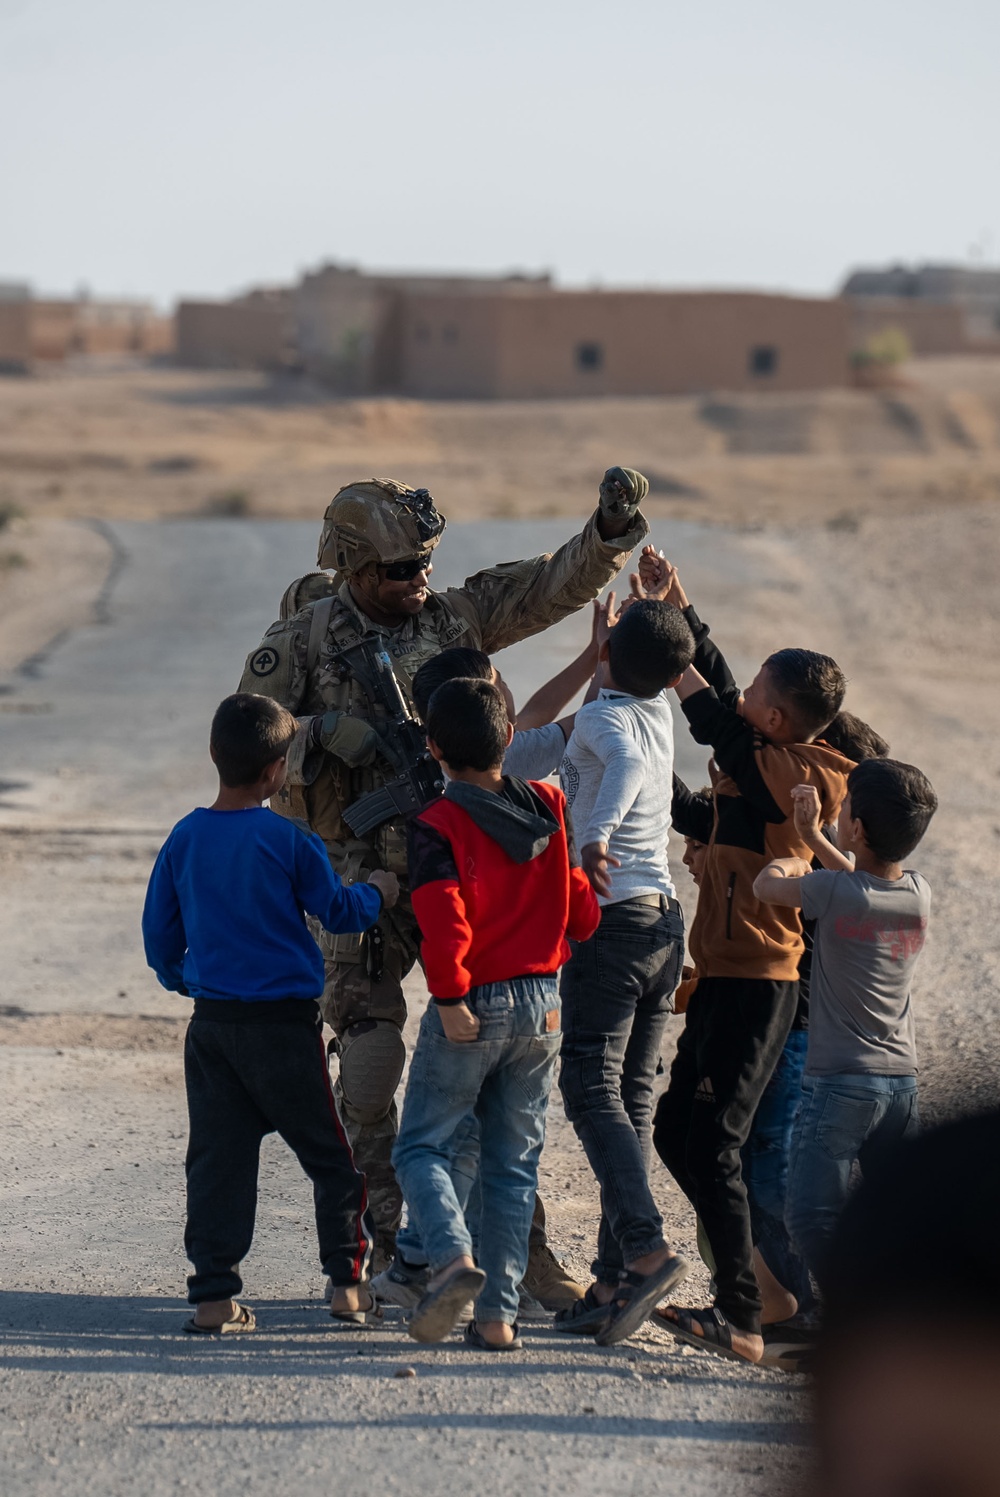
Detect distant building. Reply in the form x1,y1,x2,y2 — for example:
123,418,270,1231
0,283,32,370
0,287,172,369
392,288,848,399
292,263,552,392
177,264,849,397
842,263,1000,354
175,288,292,370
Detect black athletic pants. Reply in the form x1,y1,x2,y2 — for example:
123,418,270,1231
652,976,798,1336
184,999,373,1303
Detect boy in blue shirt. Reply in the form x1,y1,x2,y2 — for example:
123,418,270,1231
142,692,398,1334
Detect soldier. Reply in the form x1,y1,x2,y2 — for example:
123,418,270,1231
238,467,650,1293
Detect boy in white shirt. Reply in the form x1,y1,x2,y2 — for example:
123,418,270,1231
556,598,696,1345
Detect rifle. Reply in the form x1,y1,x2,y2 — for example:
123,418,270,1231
336,639,444,838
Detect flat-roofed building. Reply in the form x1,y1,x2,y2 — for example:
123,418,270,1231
393,289,849,399
175,289,291,369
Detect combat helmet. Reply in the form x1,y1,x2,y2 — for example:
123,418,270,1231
317,479,446,574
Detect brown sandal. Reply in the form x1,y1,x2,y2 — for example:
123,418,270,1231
183,1303,256,1335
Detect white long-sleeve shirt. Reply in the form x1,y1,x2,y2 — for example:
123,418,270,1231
559,688,676,906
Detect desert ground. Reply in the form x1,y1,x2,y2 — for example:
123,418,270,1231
2,360,999,1495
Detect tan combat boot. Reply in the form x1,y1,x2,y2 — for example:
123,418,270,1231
522,1241,587,1313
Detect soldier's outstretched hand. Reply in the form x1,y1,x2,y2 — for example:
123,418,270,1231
367,869,400,909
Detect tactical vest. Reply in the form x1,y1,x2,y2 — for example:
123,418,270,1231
271,571,472,879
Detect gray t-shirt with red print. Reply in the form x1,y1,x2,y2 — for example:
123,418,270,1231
798,868,931,1076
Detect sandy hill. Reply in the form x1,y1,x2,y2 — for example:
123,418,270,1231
1,358,999,537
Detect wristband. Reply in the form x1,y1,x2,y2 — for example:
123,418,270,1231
433,995,469,1007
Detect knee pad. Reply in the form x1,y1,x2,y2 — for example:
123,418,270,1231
337,1019,405,1125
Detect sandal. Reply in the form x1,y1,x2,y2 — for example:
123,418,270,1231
657,1304,757,1364
330,1289,383,1327
408,1266,487,1344
183,1303,256,1335
464,1320,523,1352
594,1254,689,1347
552,1285,612,1337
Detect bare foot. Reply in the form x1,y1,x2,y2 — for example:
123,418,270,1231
475,1320,517,1347
755,1247,798,1327
192,1297,239,1329
657,1304,764,1365
627,1245,677,1278
330,1284,374,1315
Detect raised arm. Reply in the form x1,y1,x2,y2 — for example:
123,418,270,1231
635,550,740,708
515,601,602,730
449,472,649,654
791,784,853,873
673,669,786,822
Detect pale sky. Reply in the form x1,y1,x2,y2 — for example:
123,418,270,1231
1,0,997,308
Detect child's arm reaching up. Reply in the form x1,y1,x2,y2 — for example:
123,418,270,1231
791,784,853,872
633,549,740,709
514,598,603,731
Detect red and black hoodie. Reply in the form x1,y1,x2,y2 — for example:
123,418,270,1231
407,777,600,1000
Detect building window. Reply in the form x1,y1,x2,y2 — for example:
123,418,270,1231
442,323,459,344
576,341,603,371
749,345,778,376
414,323,431,343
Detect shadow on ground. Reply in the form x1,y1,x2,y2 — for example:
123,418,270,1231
0,1291,807,1448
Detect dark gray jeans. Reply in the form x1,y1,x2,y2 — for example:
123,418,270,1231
558,897,684,1284
184,1000,373,1303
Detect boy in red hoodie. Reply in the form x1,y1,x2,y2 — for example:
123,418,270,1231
393,677,600,1351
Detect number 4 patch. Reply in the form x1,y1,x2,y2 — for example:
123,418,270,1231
250,647,279,677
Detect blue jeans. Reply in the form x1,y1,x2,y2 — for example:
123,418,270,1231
741,1028,816,1316
392,975,561,1324
787,1072,919,1290
559,898,684,1283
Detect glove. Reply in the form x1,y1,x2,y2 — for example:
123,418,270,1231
315,711,385,767
599,466,649,521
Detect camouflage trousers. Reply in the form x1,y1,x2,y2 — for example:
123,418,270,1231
318,897,421,1255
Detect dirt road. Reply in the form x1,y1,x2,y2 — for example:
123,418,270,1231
3,502,998,1495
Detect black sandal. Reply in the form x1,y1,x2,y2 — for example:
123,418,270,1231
552,1285,612,1337
657,1304,757,1364
594,1254,689,1347
464,1320,523,1352
408,1266,486,1344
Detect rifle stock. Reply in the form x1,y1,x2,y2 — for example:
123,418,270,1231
335,639,445,837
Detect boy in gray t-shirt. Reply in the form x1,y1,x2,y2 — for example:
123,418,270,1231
753,757,937,1292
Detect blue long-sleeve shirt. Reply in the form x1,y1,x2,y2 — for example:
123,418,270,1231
142,807,382,1002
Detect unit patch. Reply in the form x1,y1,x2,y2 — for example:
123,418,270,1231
250,647,280,677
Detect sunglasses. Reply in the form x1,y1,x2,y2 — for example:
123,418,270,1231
381,555,431,583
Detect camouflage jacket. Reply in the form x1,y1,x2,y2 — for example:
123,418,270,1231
238,507,648,877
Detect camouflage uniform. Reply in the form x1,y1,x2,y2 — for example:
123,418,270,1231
239,479,648,1253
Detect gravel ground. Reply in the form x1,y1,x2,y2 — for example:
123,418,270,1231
2,503,998,1495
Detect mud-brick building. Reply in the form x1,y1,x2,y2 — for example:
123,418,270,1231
175,289,293,369
174,265,852,397
391,288,849,398
842,263,1000,356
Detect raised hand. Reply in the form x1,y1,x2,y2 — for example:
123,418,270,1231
791,783,824,843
